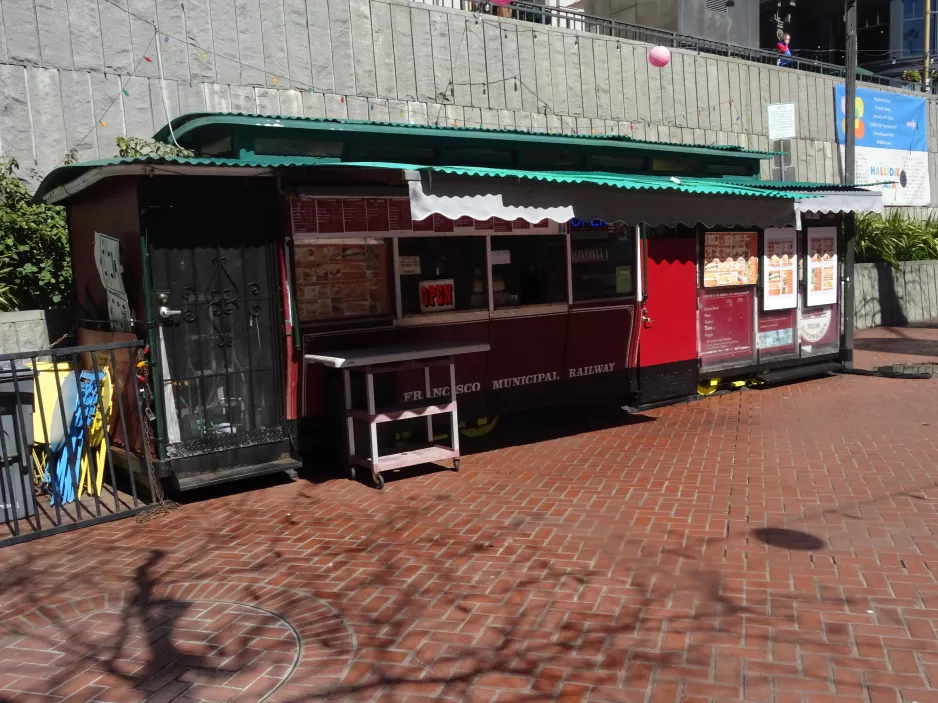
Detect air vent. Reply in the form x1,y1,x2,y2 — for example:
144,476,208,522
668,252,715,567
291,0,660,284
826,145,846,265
441,148,514,167
706,162,750,176
706,0,727,13
588,154,645,171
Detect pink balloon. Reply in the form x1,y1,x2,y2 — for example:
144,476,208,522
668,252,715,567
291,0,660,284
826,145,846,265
649,46,671,68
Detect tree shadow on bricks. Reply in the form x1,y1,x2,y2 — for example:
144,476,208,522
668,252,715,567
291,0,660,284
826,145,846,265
266,500,860,702
0,540,298,700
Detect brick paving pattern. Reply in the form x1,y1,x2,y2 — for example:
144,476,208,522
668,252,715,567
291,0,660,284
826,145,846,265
1,328,938,702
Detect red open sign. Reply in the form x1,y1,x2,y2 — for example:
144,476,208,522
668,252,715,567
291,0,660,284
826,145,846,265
419,279,455,313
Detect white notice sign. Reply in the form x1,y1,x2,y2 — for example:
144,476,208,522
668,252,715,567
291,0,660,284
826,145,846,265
767,103,797,140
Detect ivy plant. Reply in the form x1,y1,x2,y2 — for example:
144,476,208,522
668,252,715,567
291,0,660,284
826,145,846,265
0,158,72,311
117,136,194,159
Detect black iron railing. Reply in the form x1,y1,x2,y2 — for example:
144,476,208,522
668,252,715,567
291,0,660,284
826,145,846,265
426,0,908,90
0,340,156,547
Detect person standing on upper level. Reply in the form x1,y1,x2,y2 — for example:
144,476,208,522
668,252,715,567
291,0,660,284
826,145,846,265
777,33,792,67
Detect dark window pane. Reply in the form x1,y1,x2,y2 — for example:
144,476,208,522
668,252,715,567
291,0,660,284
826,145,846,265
398,237,488,315
491,235,567,308
570,223,636,301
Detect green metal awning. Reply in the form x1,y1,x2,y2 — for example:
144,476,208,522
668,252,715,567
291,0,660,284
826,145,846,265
35,156,805,204
414,165,808,198
151,112,782,162
33,155,888,230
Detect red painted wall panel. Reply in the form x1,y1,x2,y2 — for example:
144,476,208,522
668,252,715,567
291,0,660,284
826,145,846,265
639,237,698,367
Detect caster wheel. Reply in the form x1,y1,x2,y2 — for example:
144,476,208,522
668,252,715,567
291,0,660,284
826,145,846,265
374,473,385,490
452,458,460,472
349,465,357,481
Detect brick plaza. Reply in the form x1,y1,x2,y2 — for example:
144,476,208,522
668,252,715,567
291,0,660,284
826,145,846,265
1,325,938,702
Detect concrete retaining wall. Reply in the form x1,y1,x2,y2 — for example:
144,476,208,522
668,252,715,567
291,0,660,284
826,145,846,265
855,261,938,329
0,309,74,354
1,0,938,206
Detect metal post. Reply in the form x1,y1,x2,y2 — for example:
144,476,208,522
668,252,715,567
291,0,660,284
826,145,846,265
842,214,856,368
925,0,933,93
844,0,857,186
843,0,858,367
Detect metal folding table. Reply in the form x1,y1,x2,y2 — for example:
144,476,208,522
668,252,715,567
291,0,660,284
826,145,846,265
304,341,490,488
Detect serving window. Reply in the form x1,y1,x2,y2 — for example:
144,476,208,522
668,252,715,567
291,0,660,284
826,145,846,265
398,236,488,316
491,235,567,309
569,221,636,301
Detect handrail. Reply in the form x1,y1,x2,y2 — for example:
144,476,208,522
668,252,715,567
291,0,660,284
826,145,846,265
424,0,911,90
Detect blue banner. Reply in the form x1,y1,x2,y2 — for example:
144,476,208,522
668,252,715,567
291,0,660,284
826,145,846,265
835,85,927,153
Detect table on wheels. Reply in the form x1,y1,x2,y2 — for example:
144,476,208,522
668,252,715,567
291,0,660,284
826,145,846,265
304,341,490,488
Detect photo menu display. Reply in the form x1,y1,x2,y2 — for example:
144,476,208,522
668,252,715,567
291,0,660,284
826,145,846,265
703,232,758,288
293,239,391,321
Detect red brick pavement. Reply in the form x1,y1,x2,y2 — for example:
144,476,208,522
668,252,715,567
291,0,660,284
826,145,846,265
2,331,938,702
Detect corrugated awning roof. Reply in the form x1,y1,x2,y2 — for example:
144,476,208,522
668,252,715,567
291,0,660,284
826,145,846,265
35,157,812,204
419,165,814,199
720,176,895,191
150,112,782,159
35,155,884,229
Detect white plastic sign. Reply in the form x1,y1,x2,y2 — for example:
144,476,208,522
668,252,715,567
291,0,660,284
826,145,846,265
767,103,797,140
806,227,838,307
763,227,798,311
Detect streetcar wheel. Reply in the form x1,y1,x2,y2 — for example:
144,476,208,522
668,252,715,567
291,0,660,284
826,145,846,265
460,415,500,438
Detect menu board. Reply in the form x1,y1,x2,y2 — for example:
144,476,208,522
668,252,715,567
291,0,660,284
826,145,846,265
293,238,391,321
806,227,838,307
758,309,797,356
289,196,561,238
763,228,798,311
699,288,755,367
703,232,758,288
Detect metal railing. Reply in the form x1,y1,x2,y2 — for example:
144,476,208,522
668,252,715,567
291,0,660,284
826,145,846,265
0,340,156,547
425,0,908,90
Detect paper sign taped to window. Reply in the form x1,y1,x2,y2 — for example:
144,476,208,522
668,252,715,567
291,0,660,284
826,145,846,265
491,250,511,265
399,255,421,275
419,279,455,313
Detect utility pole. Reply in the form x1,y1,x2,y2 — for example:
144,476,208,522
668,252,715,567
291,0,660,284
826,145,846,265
842,0,857,367
844,0,856,185
925,0,932,93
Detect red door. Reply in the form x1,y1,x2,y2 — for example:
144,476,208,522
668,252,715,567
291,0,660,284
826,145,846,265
638,236,699,403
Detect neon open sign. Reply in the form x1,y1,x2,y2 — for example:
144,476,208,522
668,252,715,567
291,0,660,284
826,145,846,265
570,219,609,229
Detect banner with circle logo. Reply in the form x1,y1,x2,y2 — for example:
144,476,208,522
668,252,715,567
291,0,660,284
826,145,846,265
834,85,929,206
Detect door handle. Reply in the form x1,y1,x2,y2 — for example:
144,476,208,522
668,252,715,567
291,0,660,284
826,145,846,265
642,309,654,326
159,306,182,320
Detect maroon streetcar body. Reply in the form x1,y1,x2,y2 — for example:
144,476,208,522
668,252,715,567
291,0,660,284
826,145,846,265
35,114,877,487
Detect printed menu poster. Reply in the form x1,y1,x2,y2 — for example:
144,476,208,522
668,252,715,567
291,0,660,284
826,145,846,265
763,227,797,311
703,232,759,288
806,227,838,307
293,238,391,321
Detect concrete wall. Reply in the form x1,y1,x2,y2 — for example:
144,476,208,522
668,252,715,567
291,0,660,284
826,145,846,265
0,309,73,354
855,261,938,329
0,0,936,205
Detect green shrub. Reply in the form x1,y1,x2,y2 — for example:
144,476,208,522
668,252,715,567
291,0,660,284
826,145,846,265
0,158,72,311
855,211,938,267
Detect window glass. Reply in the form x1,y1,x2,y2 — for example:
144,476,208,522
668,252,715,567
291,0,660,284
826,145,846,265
398,237,488,316
491,235,567,308
570,221,635,301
